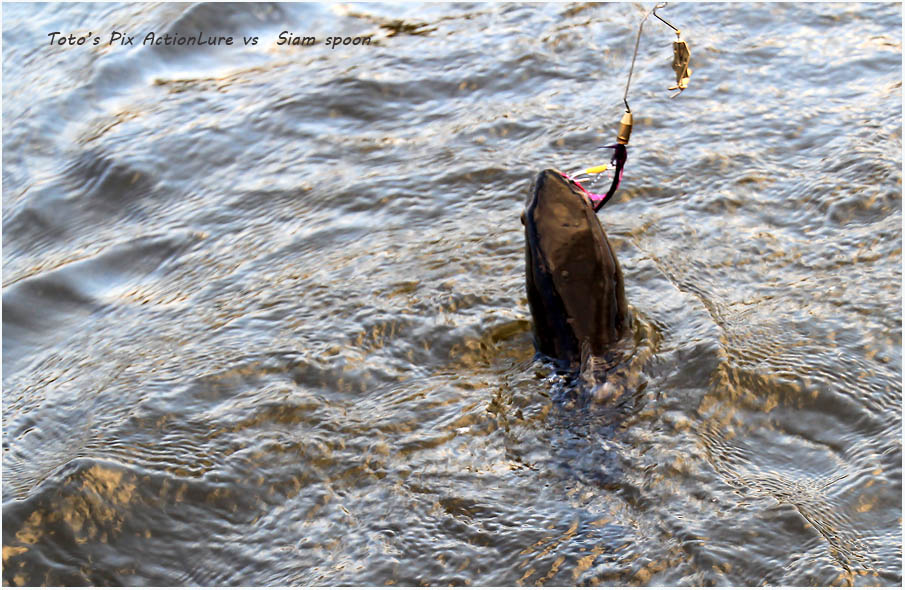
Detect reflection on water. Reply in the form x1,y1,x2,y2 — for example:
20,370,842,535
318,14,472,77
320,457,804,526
2,2,901,586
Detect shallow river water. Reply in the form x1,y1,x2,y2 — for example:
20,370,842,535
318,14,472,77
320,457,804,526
2,2,902,586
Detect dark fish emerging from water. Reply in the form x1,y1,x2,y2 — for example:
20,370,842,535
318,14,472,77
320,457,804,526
522,168,631,387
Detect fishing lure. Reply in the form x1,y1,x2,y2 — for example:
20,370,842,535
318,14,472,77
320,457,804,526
655,5,692,97
571,2,690,210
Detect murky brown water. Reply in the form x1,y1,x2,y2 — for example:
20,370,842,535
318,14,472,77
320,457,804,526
3,2,901,586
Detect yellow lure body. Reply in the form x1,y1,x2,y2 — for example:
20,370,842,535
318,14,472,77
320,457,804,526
584,164,609,175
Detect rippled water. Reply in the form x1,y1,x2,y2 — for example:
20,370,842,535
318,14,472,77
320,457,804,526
2,2,901,586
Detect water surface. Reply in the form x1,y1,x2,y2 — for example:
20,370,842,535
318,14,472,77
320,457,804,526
2,2,901,585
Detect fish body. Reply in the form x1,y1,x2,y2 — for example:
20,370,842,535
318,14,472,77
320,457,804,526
523,169,631,373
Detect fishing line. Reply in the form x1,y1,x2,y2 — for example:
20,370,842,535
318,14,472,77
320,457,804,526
623,2,663,114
